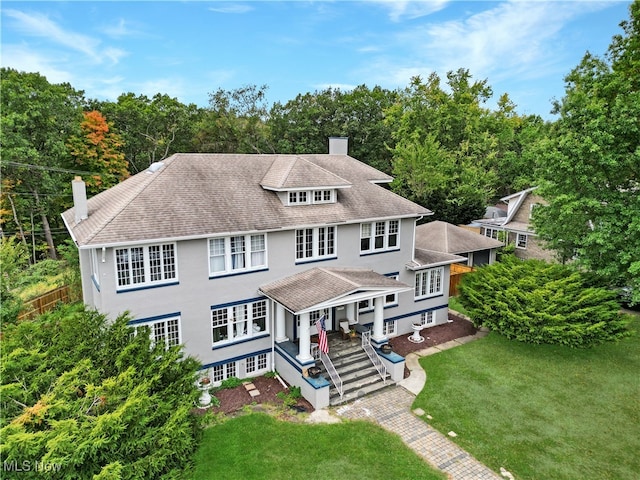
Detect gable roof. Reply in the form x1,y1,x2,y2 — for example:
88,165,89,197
415,221,503,254
62,153,431,248
474,187,538,232
258,267,411,314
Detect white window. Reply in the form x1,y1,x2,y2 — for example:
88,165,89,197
209,234,267,276
132,316,181,349
415,267,444,299
360,220,400,254
246,353,268,374
211,362,237,384
383,321,397,336
115,243,176,290
295,226,336,262
289,191,309,205
296,309,330,329
358,298,373,313
484,228,500,240
313,190,334,204
516,233,528,249
211,299,268,345
384,274,399,306
421,311,435,326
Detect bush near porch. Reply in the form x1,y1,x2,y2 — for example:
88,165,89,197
413,314,640,480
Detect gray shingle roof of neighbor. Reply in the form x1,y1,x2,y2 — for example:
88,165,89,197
258,267,410,314
62,153,431,248
415,221,503,255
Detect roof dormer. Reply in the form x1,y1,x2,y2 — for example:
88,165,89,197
260,155,351,206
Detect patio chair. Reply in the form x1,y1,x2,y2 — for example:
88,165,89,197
339,320,350,340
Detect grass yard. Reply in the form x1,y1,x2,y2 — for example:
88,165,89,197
188,414,446,480
414,314,640,480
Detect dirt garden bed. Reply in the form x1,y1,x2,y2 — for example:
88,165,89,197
203,310,476,416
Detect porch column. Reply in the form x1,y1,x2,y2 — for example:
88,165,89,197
372,296,386,342
275,303,288,342
296,312,313,362
346,302,356,324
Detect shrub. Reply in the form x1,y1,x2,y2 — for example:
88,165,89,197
458,256,632,347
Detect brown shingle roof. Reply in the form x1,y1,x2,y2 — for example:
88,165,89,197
258,267,410,313
415,221,503,254
62,153,430,247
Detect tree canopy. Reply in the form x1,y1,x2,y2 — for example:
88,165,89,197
533,0,640,302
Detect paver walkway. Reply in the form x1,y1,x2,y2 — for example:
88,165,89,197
333,328,503,480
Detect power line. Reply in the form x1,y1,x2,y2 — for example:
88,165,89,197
1,161,103,176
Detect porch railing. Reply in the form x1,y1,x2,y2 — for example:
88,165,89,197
361,330,387,384
319,351,343,398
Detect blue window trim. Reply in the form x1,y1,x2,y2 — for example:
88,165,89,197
359,248,401,257
210,296,267,310
127,311,181,326
294,256,338,266
386,304,448,323
414,293,445,303
209,267,269,280
211,333,270,350
117,281,179,293
200,347,272,370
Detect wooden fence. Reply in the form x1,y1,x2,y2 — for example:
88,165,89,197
449,263,474,297
17,285,71,321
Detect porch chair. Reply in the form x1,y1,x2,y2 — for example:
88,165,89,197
339,320,351,340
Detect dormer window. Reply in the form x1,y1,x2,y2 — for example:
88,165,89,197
289,191,308,205
287,189,336,206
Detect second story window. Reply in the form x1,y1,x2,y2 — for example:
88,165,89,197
415,267,444,300
209,234,267,277
360,220,399,254
115,243,177,290
295,226,336,262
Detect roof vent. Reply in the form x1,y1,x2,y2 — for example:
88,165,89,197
147,161,164,173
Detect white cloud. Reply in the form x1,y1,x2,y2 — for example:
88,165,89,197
3,9,102,61
0,44,73,84
208,4,253,14
2,9,128,65
371,0,449,22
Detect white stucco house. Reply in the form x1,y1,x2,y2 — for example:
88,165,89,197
61,138,463,408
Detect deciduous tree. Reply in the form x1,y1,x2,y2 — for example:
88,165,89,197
533,1,640,303
67,111,129,196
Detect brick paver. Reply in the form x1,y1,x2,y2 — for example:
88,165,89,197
335,387,502,480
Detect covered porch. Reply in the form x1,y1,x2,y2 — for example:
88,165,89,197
259,267,410,409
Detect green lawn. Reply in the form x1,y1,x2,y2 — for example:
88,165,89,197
188,414,446,480
414,314,640,480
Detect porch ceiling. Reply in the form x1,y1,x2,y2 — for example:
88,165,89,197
258,267,411,315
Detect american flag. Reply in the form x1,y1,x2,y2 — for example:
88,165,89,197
315,315,329,354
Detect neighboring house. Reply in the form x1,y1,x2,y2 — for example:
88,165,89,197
62,138,462,409
474,187,555,261
415,221,504,267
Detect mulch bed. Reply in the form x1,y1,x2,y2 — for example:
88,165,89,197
202,311,476,416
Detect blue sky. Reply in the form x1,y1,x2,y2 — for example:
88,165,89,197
1,1,632,119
